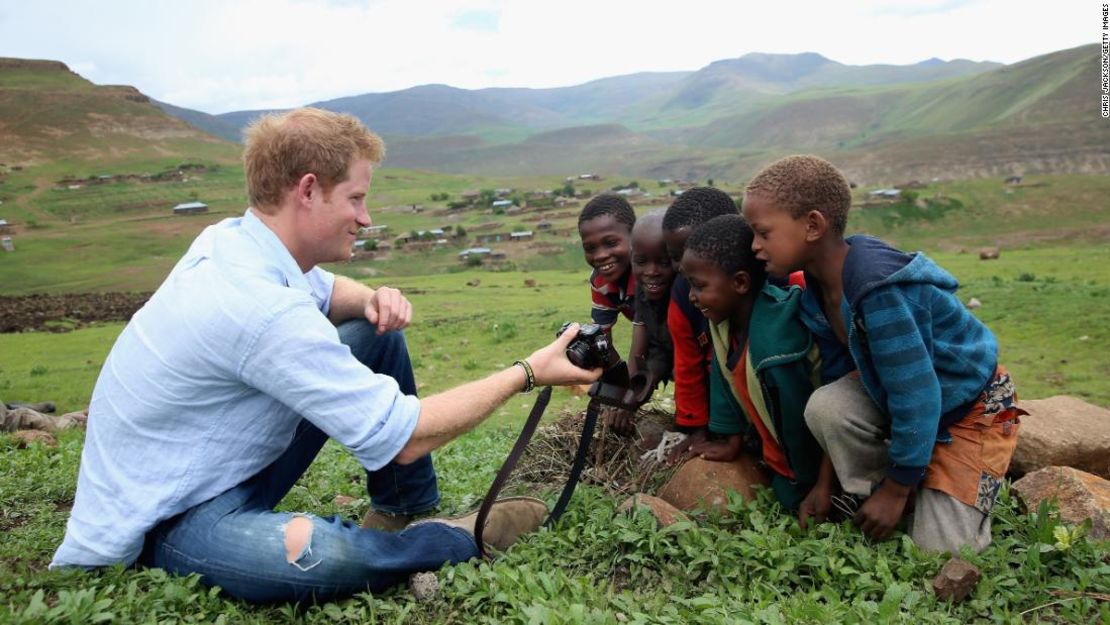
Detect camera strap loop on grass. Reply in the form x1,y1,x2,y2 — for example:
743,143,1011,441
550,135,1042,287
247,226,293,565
474,386,601,559
545,397,599,527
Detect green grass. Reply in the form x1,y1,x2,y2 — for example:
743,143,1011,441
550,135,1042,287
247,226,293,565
1,428,1107,623
1,165,1108,621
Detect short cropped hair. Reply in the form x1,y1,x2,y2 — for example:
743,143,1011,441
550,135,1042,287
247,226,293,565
662,187,738,232
577,193,636,230
745,155,852,235
685,214,766,291
243,108,385,212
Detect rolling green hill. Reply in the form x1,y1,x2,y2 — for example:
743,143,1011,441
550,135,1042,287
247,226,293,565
2,44,1105,193
0,58,239,169
378,44,1108,183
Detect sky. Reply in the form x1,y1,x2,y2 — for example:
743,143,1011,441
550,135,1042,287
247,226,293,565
0,0,1096,114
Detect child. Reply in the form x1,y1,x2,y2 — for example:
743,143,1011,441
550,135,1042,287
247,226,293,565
741,154,1023,553
680,214,824,512
578,194,636,331
606,211,676,434
660,187,739,442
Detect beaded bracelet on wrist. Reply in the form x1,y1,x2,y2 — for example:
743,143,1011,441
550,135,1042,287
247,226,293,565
513,359,535,393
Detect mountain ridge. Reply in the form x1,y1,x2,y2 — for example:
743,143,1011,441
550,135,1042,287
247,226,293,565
3,46,1104,185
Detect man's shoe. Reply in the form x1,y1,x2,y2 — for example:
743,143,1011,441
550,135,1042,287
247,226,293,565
361,509,414,532
416,496,548,552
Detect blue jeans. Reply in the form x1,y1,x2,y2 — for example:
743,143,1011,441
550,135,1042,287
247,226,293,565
138,320,480,603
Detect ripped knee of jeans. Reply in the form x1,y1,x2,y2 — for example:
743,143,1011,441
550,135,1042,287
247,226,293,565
283,514,322,571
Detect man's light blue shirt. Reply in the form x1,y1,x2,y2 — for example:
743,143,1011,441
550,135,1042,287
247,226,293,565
52,210,421,568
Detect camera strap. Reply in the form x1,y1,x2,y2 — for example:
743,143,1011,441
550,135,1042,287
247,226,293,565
473,385,601,559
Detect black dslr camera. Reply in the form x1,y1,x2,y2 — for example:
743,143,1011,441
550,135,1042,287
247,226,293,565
560,322,616,370
558,322,654,411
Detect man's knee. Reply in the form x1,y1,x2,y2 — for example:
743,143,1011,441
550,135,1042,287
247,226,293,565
337,319,408,356
284,515,322,570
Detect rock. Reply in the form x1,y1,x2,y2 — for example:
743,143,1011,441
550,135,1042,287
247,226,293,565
657,454,770,513
60,409,89,427
3,407,79,433
466,278,481,287
979,248,1000,260
966,297,982,309
333,495,358,507
931,558,981,602
1011,466,1110,540
523,279,537,288
9,430,58,447
616,493,691,527
7,401,56,413
409,571,440,602
1011,396,1110,479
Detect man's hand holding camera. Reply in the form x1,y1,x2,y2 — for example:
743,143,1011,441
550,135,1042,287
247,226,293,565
524,323,605,387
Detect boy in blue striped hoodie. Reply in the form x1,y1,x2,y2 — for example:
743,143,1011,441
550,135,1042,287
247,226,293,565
741,155,1023,553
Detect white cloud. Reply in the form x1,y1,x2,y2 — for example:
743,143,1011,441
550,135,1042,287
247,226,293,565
0,0,1093,113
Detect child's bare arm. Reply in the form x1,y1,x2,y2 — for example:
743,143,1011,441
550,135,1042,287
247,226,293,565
854,480,912,541
798,454,837,529
627,323,648,377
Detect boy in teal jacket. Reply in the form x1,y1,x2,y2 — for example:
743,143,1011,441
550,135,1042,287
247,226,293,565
681,214,824,514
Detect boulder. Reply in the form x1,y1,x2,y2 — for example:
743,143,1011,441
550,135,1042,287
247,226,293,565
931,558,981,602
657,454,770,513
979,248,1000,260
617,493,691,528
966,297,982,309
9,430,58,447
60,409,89,427
1011,396,1110,479
1011,466,1109,540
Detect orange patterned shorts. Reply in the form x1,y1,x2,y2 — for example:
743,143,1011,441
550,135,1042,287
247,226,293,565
922,367,1026,513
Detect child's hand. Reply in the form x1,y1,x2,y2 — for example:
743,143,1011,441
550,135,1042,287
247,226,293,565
798,485,833,530
853,480,911,541
799,454,838,530
603,407,635,435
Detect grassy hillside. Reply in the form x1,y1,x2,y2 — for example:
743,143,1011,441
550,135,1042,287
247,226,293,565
6,45,1101,186
348,45,1109,182
1,252,1107,623
0,58,239,168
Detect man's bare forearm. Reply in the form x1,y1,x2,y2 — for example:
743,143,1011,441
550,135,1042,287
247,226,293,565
328,275,375,323
395,365,528,463
392,324,601,464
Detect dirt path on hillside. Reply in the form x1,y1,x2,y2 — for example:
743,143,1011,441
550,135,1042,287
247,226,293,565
0,292,150,333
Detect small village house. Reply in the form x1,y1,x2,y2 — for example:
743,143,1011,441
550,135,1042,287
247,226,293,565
172,201,209,215
868,188,902,199
458,247,492,261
